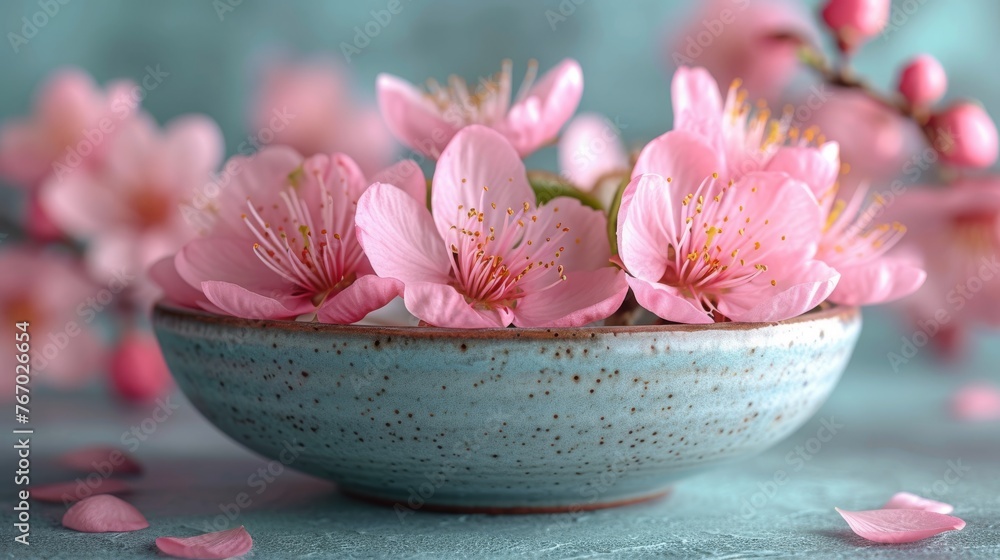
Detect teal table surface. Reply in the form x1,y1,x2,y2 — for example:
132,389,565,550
3,323,1000,559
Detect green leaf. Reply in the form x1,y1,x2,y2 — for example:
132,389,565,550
527,170,602,211
605,175,630,256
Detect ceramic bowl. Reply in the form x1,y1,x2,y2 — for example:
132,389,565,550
153,303,860,513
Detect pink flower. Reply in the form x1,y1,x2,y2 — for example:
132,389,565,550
619,131,839,323
356,125,627,328
558,113,630,208
40,114,223,297
155,146,426,323
660,67,924,306
0,67,135,190
885,178,1000,351
377,59,582,159
665,0,818,102
0,246,106,398
806,87,924,187
249,58,396,175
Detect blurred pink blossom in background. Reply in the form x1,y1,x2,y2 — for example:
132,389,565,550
250,58,396,174
665,0,817,102
0,247,106,396
40,113,224,301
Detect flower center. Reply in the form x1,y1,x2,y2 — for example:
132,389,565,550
661,175,780,312
242,183,363,299
425,59,538,127
447,186,567,311
129,189,172,228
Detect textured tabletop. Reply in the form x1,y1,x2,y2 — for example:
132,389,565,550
2,317,1000,559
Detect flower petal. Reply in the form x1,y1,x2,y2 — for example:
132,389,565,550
626,275,714,324
558,113,629,191
670,66,724,150
536,196,612,272
377,73,458,159
835,507,965,544
632,129,725,185
59,446,143,475
62,495,149,533
156,526,254,559
722,260,840,323
827,258,926,306
210,146,304,237
951,383,1000,421
30,479,131,504
356,182,451,284
403,282,510,328
149,256,210,310
200,281,312,320
432,125,534,240
161,114,225,189
175,236,290,294
40,173,131,237
764,142,841,203
371,159,427,205
316,275,402,324
883,492,955,514
513,267,628,327
502,58,583,156
616,174,675,282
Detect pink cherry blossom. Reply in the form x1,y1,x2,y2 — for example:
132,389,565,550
659,67,924,307
885,178,1000,353
619,131,839,323
377,59,582,159
0,246,106,398
558,113,630,208
40,113,223,301
249,58,396,175
0,67,135,190
807,87,924,188
356,125,627,328
665,0,818,102
155,146,426,323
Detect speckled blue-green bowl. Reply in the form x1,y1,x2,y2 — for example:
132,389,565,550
153,303,860,513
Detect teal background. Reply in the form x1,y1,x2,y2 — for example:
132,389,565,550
2,0,998,371
1,0,999,166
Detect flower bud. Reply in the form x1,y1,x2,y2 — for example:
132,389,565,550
110,332,172,402
927,102,999,168
897,54,947,108
821,0,891,51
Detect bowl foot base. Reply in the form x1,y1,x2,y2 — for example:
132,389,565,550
340,487,673,514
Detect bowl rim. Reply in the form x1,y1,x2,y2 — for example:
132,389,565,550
153,301,859,340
